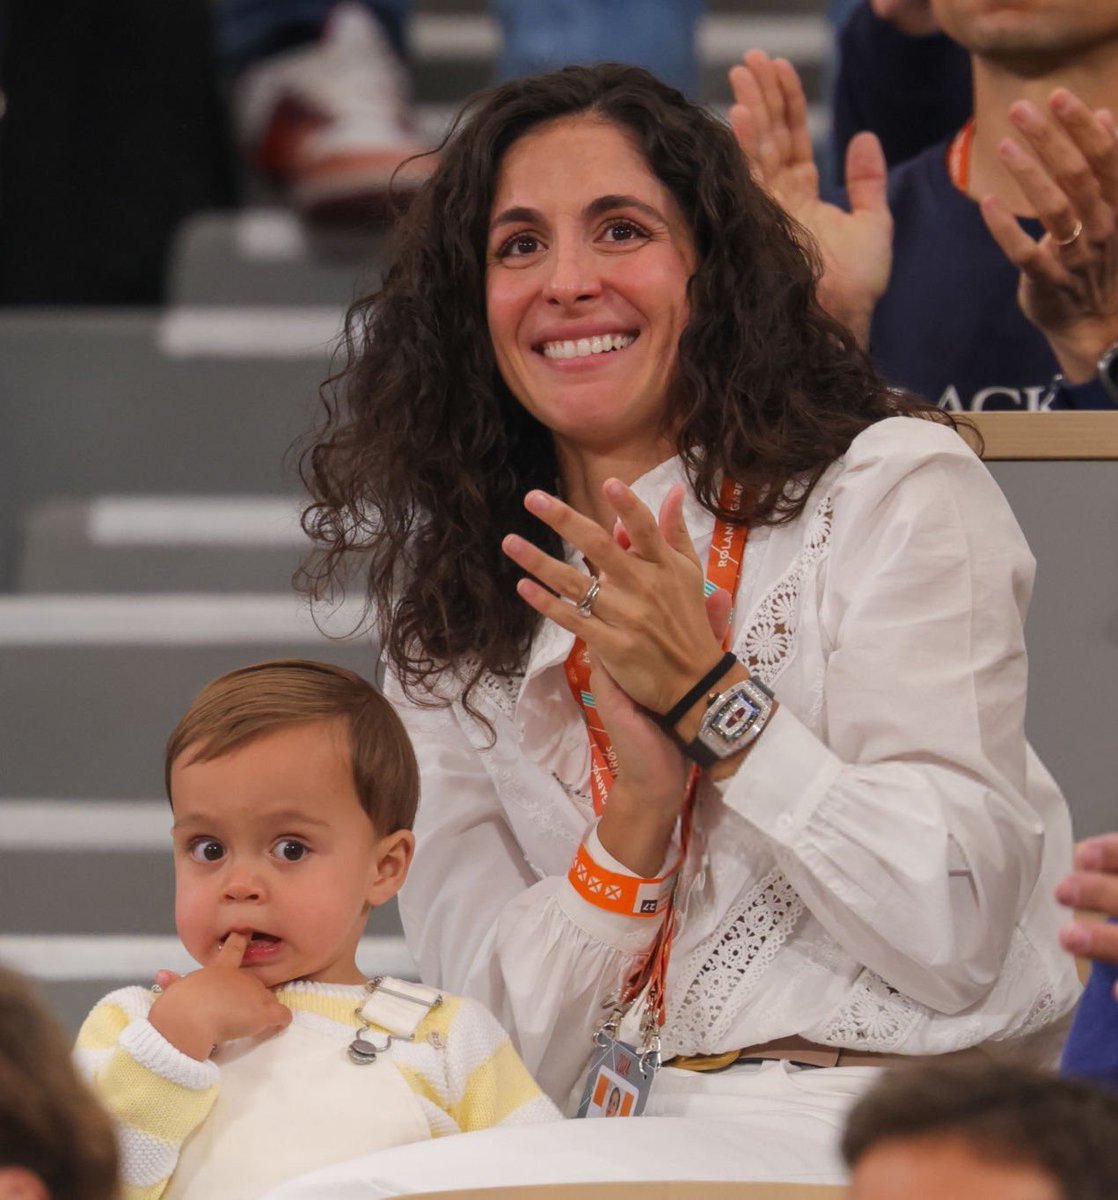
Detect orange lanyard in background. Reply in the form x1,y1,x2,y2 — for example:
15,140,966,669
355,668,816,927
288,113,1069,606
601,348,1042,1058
947,119,975,194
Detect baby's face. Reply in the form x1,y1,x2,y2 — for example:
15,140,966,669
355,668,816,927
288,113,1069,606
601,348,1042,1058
169,718,385,988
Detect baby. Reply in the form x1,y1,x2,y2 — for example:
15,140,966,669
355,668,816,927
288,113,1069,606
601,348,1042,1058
75,659,557,1200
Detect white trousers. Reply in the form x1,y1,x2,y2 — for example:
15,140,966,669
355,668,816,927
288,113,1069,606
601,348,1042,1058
645,1060,883,1181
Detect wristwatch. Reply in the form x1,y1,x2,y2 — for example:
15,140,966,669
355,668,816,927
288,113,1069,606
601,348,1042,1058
1098,340,1118,405
683,676,776,769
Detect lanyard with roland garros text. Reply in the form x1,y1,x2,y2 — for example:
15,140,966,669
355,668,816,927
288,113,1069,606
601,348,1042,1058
570,478,748,1118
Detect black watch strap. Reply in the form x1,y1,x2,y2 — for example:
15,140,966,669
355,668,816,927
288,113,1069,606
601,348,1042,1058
653,651,739,732
680,737,721,769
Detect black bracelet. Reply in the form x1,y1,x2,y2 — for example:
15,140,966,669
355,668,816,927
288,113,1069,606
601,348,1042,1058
653,651,739,731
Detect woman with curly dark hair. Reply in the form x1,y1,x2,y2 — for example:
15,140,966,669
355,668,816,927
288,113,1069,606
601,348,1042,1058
302,64,1077,1171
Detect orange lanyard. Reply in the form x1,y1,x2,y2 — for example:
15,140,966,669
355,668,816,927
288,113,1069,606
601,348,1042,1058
563,477,749,818
563,478,749,1029
947,119,975,194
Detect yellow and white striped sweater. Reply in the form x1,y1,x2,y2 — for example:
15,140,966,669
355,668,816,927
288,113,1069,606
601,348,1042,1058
75,980,559,1200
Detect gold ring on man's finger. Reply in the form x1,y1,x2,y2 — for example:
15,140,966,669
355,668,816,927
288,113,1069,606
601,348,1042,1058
1053,218,1084,247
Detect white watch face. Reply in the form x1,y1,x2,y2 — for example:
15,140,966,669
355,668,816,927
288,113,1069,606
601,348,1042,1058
699,686,765,755
708,693,761,741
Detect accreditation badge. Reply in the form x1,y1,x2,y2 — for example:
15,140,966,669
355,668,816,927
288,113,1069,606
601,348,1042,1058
576,1031,656,1118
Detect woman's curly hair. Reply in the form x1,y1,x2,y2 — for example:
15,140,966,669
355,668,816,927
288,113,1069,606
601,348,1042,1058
300,63,946,709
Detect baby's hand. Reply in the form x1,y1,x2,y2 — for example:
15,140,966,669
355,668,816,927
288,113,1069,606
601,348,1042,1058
148,932,292,1061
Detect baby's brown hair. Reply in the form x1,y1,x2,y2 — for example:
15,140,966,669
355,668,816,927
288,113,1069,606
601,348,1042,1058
165,659,418,833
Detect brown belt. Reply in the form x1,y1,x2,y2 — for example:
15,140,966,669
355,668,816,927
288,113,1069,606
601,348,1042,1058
667,1035,985,1072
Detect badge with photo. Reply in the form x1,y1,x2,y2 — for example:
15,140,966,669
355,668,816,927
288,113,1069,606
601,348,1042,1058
576,1033,654,1118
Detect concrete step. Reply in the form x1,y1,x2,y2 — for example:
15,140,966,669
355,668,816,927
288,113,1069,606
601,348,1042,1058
0,594,376,798
17,496,309,593
405,11,829,105
168,211,386,309
0,310,340,588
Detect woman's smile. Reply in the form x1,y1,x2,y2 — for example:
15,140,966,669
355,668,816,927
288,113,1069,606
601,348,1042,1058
486,113,696,460
537,331,638,360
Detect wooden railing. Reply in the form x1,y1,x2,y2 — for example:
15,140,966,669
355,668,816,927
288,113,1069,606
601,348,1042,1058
969,412,1118,459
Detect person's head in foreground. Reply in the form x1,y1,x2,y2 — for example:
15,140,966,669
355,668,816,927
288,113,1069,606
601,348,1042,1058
843,1062,1118,1200
301,63,929,701
0,964,118,1200
164,659,418,997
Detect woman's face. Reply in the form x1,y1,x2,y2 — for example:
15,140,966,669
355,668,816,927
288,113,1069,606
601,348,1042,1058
485,114,697,462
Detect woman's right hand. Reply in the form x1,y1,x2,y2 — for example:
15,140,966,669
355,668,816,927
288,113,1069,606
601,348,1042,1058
148,932,291,1061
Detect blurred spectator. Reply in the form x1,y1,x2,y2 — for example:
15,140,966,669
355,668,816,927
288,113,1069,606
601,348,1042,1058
0,963,118,1200
217,0,704,224
0,0,236,304
1057,834,1118,1091
843,1062,1118,1200
730,2,1118,412
831,1,971,172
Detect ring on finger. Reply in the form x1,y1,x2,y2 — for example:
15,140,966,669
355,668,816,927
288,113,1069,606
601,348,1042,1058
1053,218,1084,247
576,576,601,619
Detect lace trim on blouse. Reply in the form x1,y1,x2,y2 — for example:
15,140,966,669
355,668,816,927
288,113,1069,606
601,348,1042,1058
666,869,806,1054
664,494,834,1053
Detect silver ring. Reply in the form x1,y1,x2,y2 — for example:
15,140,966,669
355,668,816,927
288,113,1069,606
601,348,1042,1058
1053,218,1084,247
576,576,601,618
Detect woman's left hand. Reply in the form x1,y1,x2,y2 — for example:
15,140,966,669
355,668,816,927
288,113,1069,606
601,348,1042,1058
502,479,726,716
980,88,1118,384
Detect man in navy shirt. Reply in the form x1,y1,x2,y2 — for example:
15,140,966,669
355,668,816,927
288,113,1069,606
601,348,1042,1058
730,0,1118,412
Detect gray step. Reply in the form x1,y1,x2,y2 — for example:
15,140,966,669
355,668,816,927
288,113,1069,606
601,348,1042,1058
168,211,387,309
0,310,340,588
18,496,309,593
988,461,1118,843
406,12,828,105
0,595,377,797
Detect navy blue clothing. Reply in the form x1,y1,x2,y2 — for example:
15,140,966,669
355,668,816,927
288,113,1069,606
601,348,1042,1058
831,2,971,173
863,143,1115,411
1061,958,1118,1091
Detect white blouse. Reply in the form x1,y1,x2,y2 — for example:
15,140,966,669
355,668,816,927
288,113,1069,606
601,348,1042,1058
387,417,1080,1106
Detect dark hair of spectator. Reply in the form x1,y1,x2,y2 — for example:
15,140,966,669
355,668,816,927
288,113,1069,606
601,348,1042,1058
299,62,949,714
842,1062,1118,1200
0,963,119,1200
164,659,419,833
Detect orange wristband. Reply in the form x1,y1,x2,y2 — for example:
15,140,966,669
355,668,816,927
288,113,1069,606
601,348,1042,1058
568,841,676,918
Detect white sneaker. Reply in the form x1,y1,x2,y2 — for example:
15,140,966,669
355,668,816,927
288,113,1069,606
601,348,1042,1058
235,2,435,223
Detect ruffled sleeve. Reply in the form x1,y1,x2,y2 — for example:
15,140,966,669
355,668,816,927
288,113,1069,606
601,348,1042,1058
718,417,1052,1013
